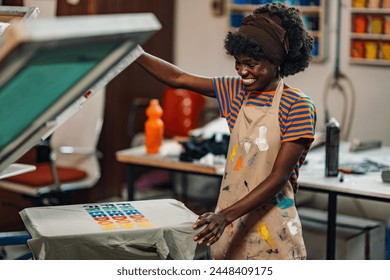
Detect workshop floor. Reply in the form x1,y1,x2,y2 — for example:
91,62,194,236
2,243,208,260
0,244,31,260
1,240,208,260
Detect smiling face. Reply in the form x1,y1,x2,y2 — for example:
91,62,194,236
234,54,279,92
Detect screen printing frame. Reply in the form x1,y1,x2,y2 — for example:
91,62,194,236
0,5,39,34
0,5,39,22
0,13,161,173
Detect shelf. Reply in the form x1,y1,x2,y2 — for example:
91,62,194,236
350,8,390,14
310,31,321,38
311,56,324,63
227,28,322,38
349,58,390,66
351,33,390,40
228,4,322,13
349,1,390,66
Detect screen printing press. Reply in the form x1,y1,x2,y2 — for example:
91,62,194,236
0,10,200,260
0,11,161,175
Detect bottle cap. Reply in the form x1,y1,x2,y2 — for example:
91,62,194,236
327,117,340,127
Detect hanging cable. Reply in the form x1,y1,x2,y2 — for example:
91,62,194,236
322,0,356,140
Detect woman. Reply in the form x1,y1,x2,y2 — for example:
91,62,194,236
134,3,316,260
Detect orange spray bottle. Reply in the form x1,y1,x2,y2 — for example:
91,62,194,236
145,99,164,154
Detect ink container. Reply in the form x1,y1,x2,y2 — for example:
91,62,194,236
325,118,340,177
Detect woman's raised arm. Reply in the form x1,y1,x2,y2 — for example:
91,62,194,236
135,47,216,98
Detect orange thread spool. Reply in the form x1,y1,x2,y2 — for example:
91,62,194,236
351,40,365,58
383,0,390,8
353,15,367,33
384,16,390,35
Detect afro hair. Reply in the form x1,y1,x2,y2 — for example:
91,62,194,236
224,2,314,77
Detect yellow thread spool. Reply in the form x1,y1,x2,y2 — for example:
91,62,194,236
352,0,366,8
370,16,383,34
365,41,378,59
381,42,390,60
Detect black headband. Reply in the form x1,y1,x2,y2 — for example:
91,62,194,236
238,13,289,65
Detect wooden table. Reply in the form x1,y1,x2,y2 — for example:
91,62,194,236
116,140,224,202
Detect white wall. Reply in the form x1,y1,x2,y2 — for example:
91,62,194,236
174,0,390,145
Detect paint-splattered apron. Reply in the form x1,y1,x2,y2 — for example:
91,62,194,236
211,80,306,260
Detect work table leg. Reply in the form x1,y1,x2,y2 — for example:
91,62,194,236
326,192,337,260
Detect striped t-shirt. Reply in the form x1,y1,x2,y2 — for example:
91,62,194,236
212,76,317,192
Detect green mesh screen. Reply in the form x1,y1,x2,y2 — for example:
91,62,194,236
0,42,118,151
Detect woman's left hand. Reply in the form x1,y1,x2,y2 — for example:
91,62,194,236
192,211,230,246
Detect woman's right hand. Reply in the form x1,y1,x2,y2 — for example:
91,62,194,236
192,211,230,246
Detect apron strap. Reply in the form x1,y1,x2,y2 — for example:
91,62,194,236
269,79,284,114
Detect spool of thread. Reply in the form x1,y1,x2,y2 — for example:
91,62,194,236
352,0,366,7
351,40,365,58
370,16,383,34
365,41,378,59
382,42,390,60
383,0,390,8
384,16,390,35
353,15,368,33
367,0,380,8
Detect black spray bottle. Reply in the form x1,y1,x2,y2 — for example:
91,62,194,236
325,118,340,177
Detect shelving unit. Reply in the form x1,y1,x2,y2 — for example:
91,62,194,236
227,1,327,63
349,2,390,66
